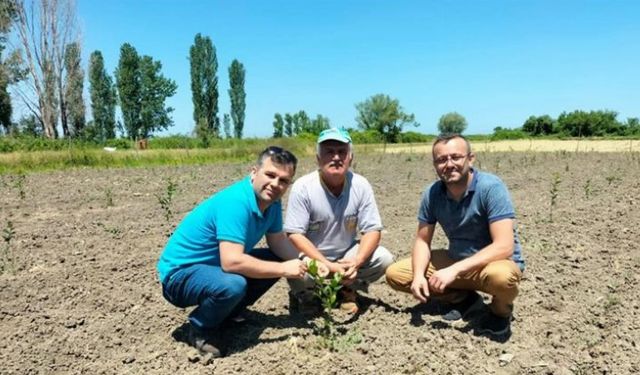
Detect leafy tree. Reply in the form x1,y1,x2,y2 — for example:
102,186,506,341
15,114,41,136
625,117,640,135
522,115,555,136
63,42,85,137
223,113,231,139
355,94,418,143
228,59,246,139
284,113,294,137
557,110,620,137
189,33,218,139
115,43,141,139
138,55,177,139
292,110,308,135
89,50,116,141
116,43,176,139
0,48,11,135
437,112,467,134
307,114,330,135
273,113,284,138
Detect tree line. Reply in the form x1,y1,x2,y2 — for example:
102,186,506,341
0,0,246,142
1,1,638,146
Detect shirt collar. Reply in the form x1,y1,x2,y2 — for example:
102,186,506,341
318,170,351,198
243,176,263,218
439,168,478,198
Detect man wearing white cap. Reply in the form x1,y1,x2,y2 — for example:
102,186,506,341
284,127,394,314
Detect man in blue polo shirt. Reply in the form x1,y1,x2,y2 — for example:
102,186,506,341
386,133,524,337
158,146,307,357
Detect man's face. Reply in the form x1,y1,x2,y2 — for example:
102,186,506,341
250,157,295,206
317,140,352,178
432,137,474,184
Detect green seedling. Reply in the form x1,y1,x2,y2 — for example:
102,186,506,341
1,221,16,274
13,173,26,200
104,188,114,207
583,179,592,199
307,259,344,349
156,178,178,221
605,174,621,186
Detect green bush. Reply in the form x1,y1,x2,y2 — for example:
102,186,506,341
349,129,384,144
490,128,528,141
398,131,432,143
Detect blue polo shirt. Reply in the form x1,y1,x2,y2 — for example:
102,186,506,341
157,176,283,284
418,170,525,270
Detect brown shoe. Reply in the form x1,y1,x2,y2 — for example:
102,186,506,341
339,287,359,314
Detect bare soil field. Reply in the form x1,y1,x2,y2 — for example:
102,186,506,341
1,148,639,374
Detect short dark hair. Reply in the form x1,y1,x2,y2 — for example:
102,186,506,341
432,133,472,155
256,146,298,172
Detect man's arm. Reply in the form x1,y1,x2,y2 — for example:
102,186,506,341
265,231,299,261
219,240,306,279
410,222,435,302
287,233,348,275
428,218,515,293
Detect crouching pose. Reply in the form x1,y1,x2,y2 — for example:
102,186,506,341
386,134,525,337
284,128,394,314
157,147,305,357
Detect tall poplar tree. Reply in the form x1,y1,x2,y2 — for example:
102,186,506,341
88,50,116,140
0,1,15,135
63,42,85,137
228,59,245,139
189,33,218,139
115,43,141,139
272,113,284,138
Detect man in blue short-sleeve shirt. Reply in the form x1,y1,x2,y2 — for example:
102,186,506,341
386,134,525,337
157,147,306,357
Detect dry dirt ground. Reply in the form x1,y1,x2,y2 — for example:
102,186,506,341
1,149,639,374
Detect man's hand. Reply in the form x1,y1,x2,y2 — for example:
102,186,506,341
338,258,359,281
428,266,458,293
410,275,430,303
303,258,330,277
282,259,308,279
324,261,349,275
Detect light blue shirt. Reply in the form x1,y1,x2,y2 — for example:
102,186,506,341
157,176,283,283
418,169,525,270
284,170,383,260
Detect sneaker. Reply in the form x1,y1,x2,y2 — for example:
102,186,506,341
441,291,482,321
339,287,359,314
183,325,223,357
476,312,512,336
289,290,321,315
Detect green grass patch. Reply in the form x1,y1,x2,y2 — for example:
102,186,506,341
0,138,315,174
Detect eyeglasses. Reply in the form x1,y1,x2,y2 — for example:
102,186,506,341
433,153,469,166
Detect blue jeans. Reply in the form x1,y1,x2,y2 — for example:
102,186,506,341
162,248,281,331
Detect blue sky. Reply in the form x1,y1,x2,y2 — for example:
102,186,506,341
76,1,640,137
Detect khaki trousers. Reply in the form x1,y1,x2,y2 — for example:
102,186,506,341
385,250,522,317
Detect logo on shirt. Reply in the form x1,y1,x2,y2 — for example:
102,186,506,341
308,220,322,233
344,215,358,232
